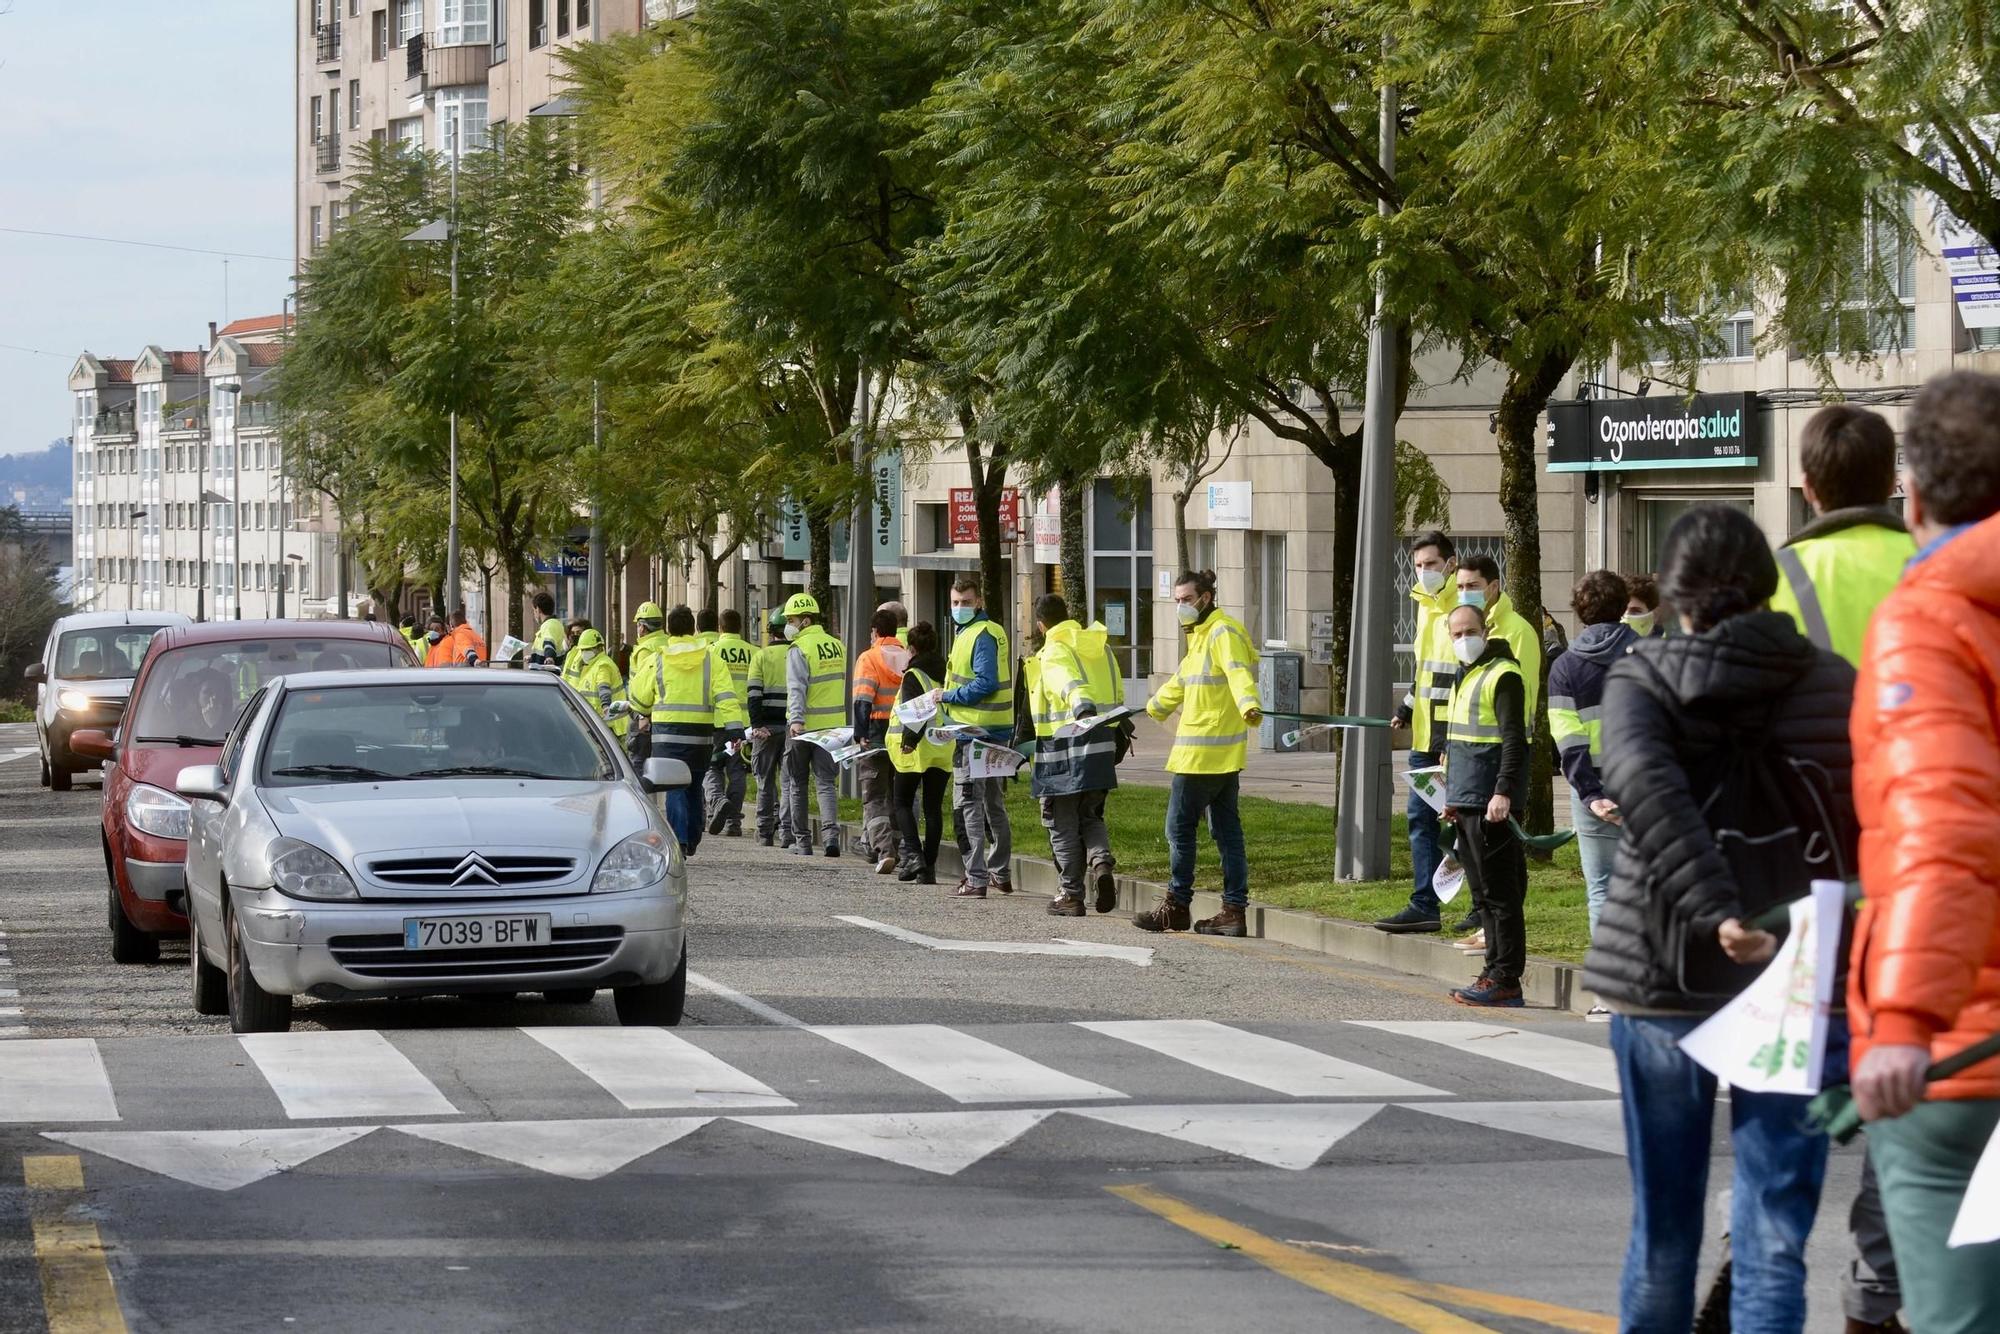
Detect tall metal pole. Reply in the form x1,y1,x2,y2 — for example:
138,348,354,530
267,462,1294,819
446,126,462,617
1335,76,1401,881
231,390,242,619
589,380,606,631
842,364,873,802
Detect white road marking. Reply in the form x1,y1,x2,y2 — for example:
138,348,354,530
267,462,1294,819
238,1031,457,1120
812,1024,1124,1104
1399,1099,1627,1155
686,971,808,1028
5,849,103,870
521,1028,793,1110
834,915,1155,967
394,1117,715,1180
1348,1020,1620,1093
44,1127,376,1191
0,1038,117,1122
1069,1103,1387,1171
735,1109,1052,1176
1077,1020,1448,1099
0,748,37,765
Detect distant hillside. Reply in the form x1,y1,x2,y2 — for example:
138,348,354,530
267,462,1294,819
0,439,72,497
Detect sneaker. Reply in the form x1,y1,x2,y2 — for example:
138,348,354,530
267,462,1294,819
707,809,728,836
789,843,815,857
1585,1005,1612,1023
896,861,923,883
1194,907,1248,938
952,881,987,899
1373,906,1444,934
1046,895,1085,917
917,866,937,886
1450,912,1481,934
1454,930,1487,952
1132,897,1192,933
993,878,1014,896
874,855,898,875
726,823,743,838
1451,977,1524,1007
1092,866,1118,915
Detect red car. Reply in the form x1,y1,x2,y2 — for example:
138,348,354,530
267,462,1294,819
71,620,417,963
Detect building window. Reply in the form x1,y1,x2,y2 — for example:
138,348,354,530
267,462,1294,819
310,205,324,252
372,8,389,59
350,0,361,16
1088,478,1154,682
1652,290,1755,363
396,0,423,45
1837,193,1919,353
329,200,343,237
529,0,546,46
330,88,341,132
438,86,488,160
557,0,570,37
491,0,508,60
311,95,325,142
438,0,490,44
1973,324,2000,351
349,79,362,129
391,116,425,154
575,0,588,25
1253,533,1288,646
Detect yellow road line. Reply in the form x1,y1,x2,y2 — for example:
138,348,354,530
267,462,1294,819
24,1154,127,1334
1108,1183,1615,1333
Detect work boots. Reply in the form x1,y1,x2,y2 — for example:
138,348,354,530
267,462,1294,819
1194,907,1248,938
1131,896,1191,933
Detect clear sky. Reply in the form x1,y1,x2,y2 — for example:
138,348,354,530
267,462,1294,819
0,1,294,461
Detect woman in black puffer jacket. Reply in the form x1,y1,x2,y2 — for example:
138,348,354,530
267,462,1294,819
1583,505,1856,1334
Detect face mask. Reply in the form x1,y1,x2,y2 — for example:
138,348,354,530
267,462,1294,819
783,622,801,641
1453,635,1486,665
950,605,976,626
1176,601,1201,627
1415,567,1447,595
427,630,442,643
1458,587,1486,610
580,650,598,665
1623,612,1655,637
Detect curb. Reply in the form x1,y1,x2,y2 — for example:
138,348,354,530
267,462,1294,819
834,821,1593,1015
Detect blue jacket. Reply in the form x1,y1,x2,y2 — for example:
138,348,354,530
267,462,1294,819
1546,621,1638,803
941,614,1012,744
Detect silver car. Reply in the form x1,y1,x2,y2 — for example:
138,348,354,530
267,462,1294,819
179,668,692,1033
26,610,190,790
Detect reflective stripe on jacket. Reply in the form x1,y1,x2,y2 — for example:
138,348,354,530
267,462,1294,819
1444,650,1525,809
853,636,913,733
1146,610,1262,775
1408,582,1457,752
1770,508,1915,668
1029,620,1120,797
888,668,953,774
629,637,745,748
944,617,1014,737
746,639,791,727
787,625,848,731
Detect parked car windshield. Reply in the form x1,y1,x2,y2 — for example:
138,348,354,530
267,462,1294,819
260,682,615,786
128,639,405,744
55,626,170,681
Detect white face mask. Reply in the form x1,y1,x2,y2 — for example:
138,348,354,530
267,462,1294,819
1176,601,1202,627
1452,635,1487,665
784,622,801,641
1623,611,1655,637
580,649,598,665
1415,567,1447,595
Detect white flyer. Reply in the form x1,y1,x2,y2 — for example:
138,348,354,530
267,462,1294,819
894,693,939,729
1051,704,1136,741
1405,765,1448,815
795,727,867,767
496,634,529,661
1677,879,1845,1095
963,739,1028,780
1433,854,1466,905
1948,1119,2000,1248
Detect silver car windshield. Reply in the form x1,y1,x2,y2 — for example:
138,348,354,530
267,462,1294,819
55,627,167,681
259,682,615,786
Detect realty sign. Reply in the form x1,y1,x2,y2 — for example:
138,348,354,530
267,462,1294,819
1548,392,1760,473
948,487,1020,544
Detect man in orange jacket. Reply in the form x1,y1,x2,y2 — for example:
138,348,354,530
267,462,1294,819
851,608,912,873
1849,370,2000,1330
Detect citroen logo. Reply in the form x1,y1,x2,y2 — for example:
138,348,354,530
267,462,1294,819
449,854,501,887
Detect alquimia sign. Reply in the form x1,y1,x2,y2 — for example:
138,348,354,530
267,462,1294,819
1548,392,1760,473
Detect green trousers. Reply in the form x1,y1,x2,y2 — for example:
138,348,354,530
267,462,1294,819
1865,1097,2000,1334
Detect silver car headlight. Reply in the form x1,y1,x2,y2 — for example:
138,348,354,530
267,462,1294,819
592,831,670,893
126,784,191,840
58,689,95,713
268,838,359,901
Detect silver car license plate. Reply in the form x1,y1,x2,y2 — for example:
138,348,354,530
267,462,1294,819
403,914,553,951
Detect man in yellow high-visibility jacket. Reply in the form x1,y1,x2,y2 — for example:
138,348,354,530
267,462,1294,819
564,628,628,739
527,590,568,670
628,604,744,855
746,610,796,848
1134,570,1262,937
625,601,670,766
924,578,1014,897
782,593,847,856
1770,404,1915,668
703,609,757,838
1379,530,1458,935
1030,594,1125,917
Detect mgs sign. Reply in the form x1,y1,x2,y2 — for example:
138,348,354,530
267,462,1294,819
1548,392,1761,473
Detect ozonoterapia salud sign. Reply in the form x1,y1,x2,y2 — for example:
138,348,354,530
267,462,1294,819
1548,392,1760,473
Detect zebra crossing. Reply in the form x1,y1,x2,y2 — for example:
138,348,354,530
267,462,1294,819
5,1019,1628,1188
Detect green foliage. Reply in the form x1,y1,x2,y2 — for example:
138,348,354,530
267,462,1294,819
0,506,63,700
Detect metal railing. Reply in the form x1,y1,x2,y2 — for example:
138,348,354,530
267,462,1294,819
316,22,342,63
160,404,208,434
316,133,342,174
240,400,282,430
92,409,135,437
405,32,425,79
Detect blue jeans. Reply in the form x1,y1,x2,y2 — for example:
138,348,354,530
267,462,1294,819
656,744,711,854
1610,1014,1848,1334
1570,789,1619,937
1406,750,1443,914
1165,772,1247,908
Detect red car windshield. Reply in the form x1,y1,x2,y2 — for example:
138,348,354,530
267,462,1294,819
129,639,404,744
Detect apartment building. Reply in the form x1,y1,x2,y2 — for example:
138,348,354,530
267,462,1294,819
66,319,330,620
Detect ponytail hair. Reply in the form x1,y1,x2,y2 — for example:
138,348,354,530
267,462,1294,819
1658,504,1777,634
1175,569,1218,599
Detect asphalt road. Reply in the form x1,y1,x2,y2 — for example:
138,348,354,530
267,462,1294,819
0,720,1863,1333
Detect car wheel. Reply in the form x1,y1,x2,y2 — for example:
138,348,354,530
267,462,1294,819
613,946,686,1028
108,878,160,965
543,988,595,1005
190,910,227,1017
226,909,291,1034
50,761,71,793
38,752,50,788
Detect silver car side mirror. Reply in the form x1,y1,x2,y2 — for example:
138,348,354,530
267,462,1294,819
641,757,691,792
176,764,227,802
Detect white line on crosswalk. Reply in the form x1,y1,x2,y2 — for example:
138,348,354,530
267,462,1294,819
812,1025,1125,1104
1076,1020,1448,1099
0,748,37,766
238,1031,458,1120
686,970,807,1028
522,1027,794,1110
1399,1099,1628,1155
0,1037,119,1122
394,1117,716,1180
1349,1021,1620,1093
737,1109,1053,1175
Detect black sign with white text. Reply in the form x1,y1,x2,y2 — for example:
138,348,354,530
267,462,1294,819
1548,392,1760,473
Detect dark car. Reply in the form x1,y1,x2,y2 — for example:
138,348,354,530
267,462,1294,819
68,619,417,963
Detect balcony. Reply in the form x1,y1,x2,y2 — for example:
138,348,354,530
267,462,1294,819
92,408,135,438
315,21,342,64
160,403,208,434
240,400,282,430
419,31,493,90
316,133,342,174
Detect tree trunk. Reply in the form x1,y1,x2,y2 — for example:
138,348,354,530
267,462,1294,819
1495,351,1571,836
964,436,1009,625
1324,438,1362,719
1058,475,1088,618
1172,488,1191,576
806,507,833,622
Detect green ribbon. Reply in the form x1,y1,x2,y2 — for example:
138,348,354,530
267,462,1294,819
1262,711,1393,729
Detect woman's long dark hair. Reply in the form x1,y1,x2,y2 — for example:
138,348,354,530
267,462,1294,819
906,621,946,680
1658,505,1778,633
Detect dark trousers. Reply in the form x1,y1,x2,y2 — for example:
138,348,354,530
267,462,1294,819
1165,772,1247,908
893,769,949,872
1453,810,1525,985
1405,749,1444,914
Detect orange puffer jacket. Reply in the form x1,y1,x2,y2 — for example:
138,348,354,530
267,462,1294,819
1849,510,2000,1100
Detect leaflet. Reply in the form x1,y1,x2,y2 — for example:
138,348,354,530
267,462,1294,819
1678,879,1845,1095
1050,704,1136,741
794,727,869,767
894,694,939,729
964,739,1029,780
1405,765,1448,815
496,634,529,661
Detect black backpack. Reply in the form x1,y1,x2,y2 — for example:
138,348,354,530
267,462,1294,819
1672,720,1851,1000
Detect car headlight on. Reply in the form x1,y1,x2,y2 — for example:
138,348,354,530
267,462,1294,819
58,689,95,713
125,784,192,840
268,838,359,901
592,831,670,893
